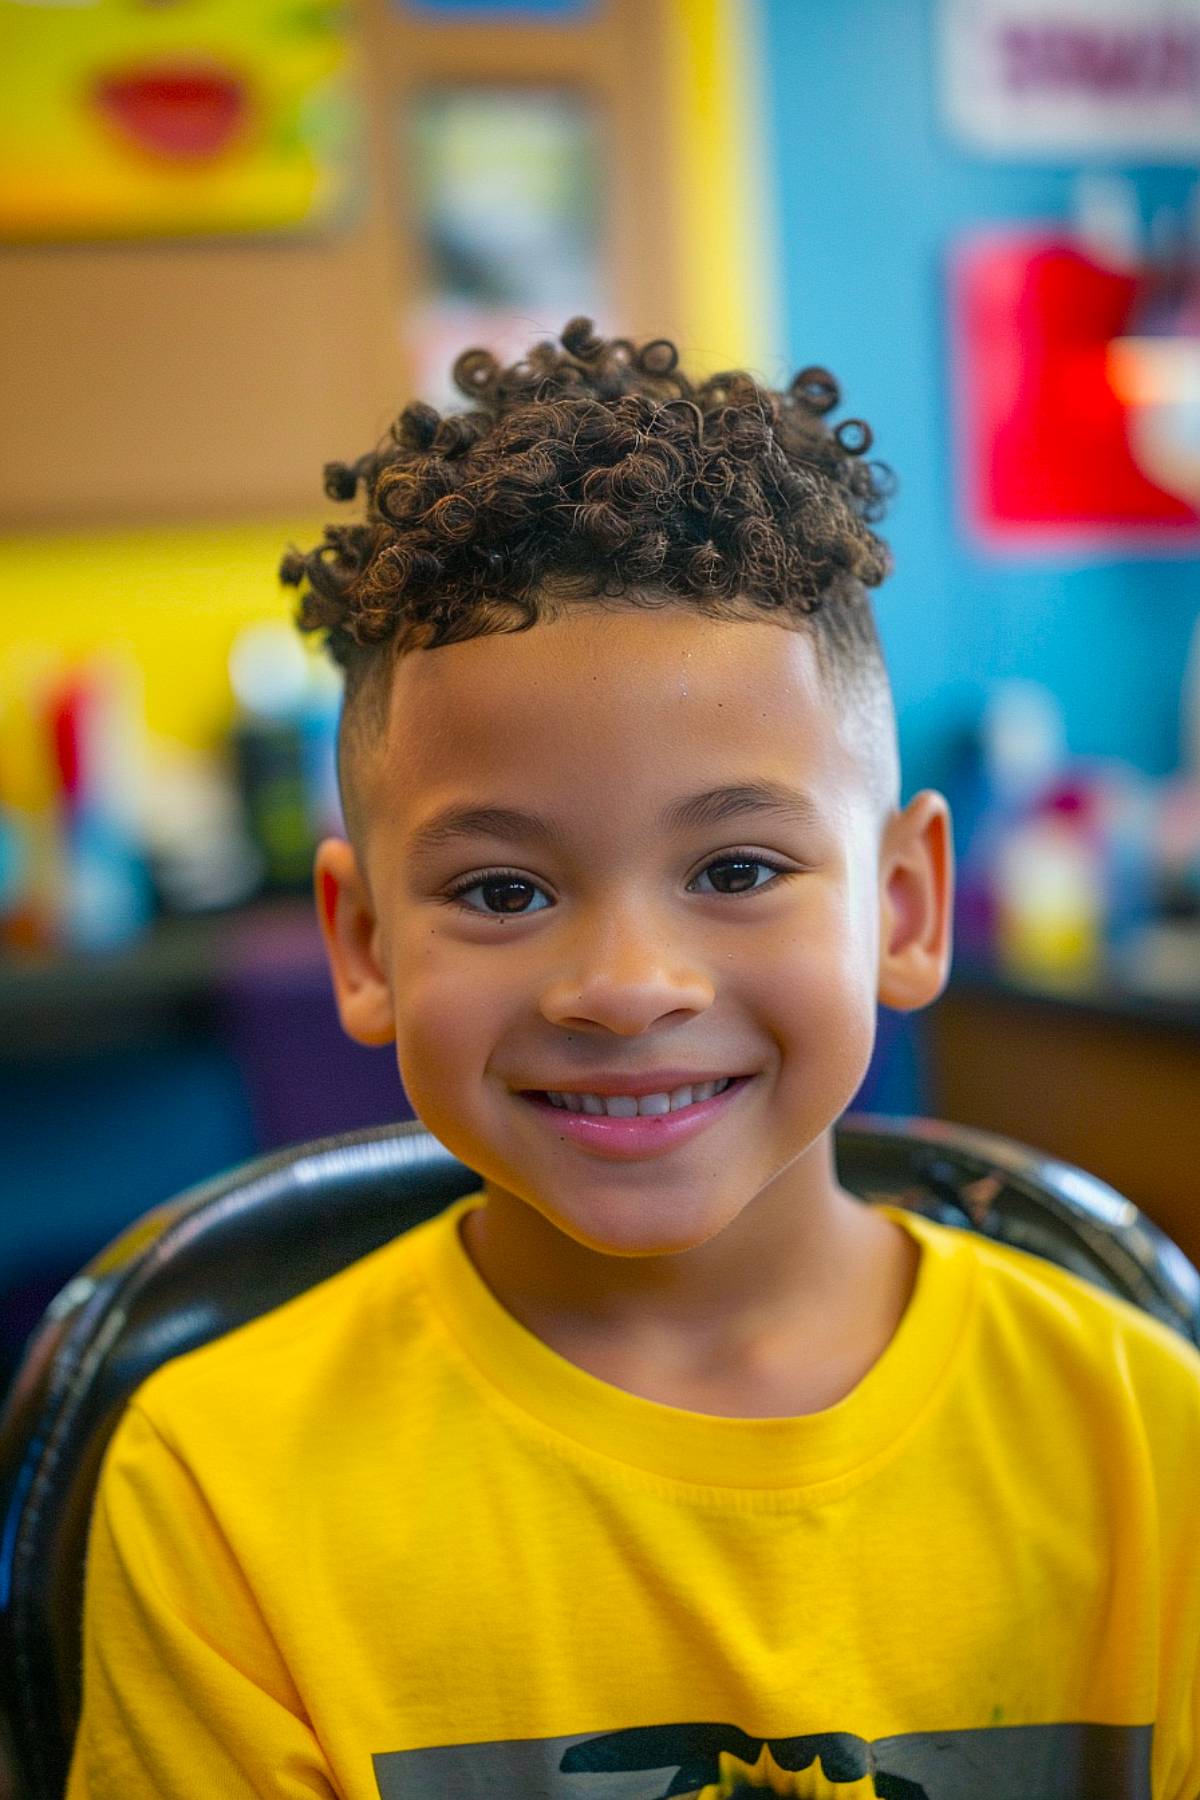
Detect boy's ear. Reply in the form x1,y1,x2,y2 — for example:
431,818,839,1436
876,790,955,1012
313,838,396,1047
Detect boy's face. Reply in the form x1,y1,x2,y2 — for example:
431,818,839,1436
318,605,952,1257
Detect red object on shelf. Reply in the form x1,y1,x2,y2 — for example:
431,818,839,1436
47,675,87,816
952,231,1200,549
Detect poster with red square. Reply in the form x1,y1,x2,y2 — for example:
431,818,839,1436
952,230,1200,551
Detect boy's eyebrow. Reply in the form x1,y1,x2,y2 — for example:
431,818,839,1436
406,780,826,860
663,780,826,835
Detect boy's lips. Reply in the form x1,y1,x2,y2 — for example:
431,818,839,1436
516,1075,754,1159
515,1068,752,1098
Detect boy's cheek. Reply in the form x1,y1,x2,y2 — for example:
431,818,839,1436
390,969,504,1102
764,956,879,1106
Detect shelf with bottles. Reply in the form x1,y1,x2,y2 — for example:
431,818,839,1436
0,622,341,968
948,673,1200,1031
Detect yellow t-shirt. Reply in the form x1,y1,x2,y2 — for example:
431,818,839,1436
67,1195,1200,1800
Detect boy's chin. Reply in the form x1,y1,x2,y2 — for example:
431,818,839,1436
539,1193,743,1260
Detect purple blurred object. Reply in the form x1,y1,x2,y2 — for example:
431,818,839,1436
212,904,415,1151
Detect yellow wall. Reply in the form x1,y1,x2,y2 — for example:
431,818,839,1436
0,519,324,749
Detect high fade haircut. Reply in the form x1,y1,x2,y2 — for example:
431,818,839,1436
281,318,902,837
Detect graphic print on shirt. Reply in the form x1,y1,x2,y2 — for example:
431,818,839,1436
372,1716,1153,1798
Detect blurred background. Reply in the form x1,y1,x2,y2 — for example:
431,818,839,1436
1,0,1199,1395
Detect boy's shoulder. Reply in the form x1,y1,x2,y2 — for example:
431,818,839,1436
127,1192,482,1438
899,1203,1200,1413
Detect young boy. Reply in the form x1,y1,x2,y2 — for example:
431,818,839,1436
68,323,1199,1799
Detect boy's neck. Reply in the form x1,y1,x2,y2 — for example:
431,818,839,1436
459,1142,920,1419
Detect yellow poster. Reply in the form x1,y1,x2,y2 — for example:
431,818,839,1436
0,0,358,240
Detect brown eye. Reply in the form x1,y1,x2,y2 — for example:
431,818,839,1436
484,879,536,913
446,871,551,915
692,857,791,896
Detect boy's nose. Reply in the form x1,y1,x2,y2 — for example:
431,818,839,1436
536,925,715,1035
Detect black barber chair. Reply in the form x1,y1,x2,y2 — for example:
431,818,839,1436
1,1115,1197,1800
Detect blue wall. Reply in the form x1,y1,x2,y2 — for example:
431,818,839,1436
759,0,1200,800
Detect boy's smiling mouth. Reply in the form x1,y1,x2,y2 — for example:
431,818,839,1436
543,1076,734,1114
515,1074,756,1158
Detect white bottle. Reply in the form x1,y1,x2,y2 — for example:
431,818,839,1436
995,813,1103,988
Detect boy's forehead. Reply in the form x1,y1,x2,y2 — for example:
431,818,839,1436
362,607,874,837
388,609,837,763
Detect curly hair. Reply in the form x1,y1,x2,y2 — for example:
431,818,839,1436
281,319,901,814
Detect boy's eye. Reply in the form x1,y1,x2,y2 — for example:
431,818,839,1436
690,849,791,892
446,871,554,914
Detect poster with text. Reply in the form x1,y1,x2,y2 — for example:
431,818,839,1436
940,0,1200,160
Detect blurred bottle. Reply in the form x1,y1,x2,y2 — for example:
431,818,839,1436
48,655,155,952
994,780,1104,988
140,738,263,915
0,654,65,953
955,680,1067,968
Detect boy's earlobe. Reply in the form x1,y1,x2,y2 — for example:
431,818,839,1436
876,791,955,1012
313,838,396,1047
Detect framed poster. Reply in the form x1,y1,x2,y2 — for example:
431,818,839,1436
403,85,606,405
0,0,359,240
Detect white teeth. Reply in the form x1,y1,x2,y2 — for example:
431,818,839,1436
545,1078,733,1117
606,1095,640,1117
637,1092,672,1116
